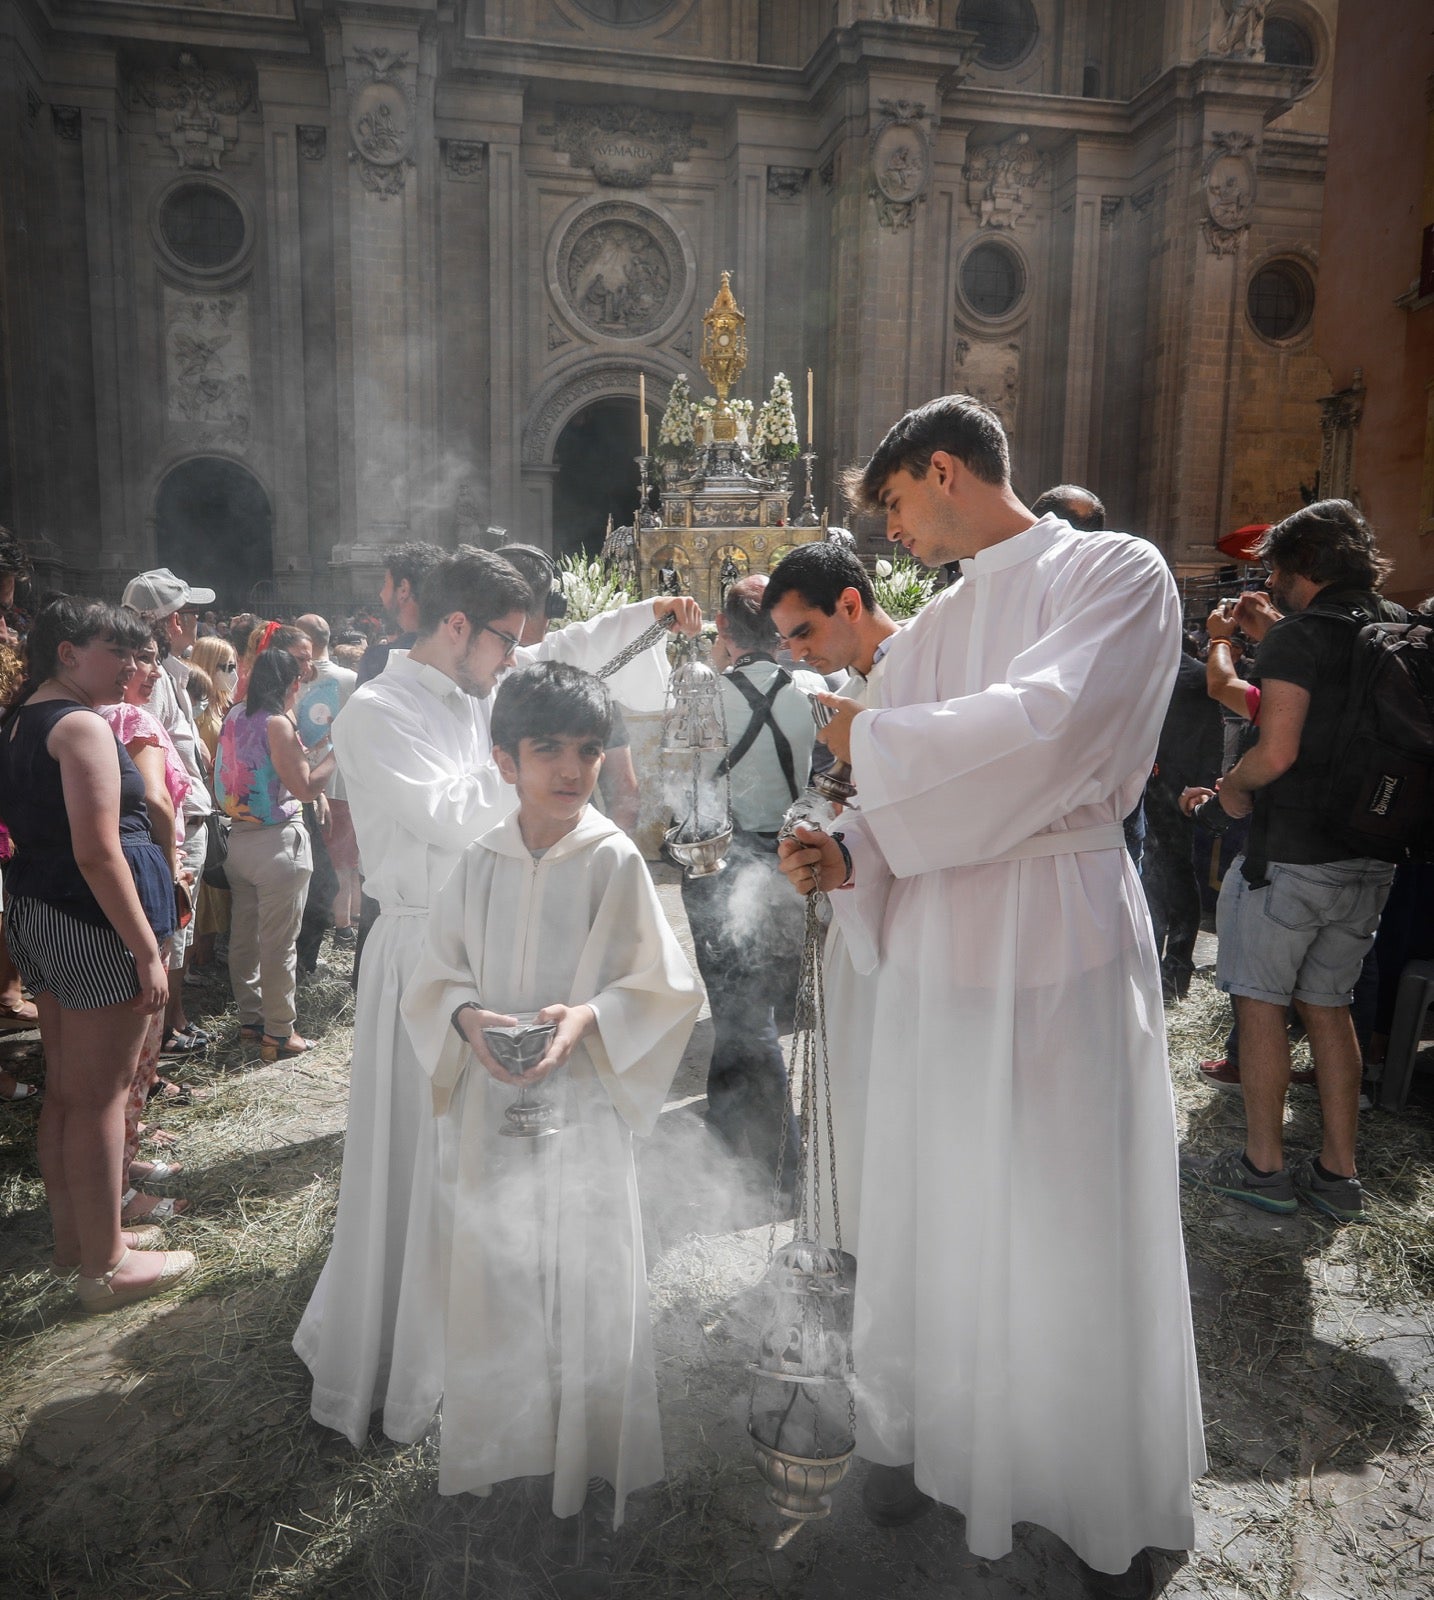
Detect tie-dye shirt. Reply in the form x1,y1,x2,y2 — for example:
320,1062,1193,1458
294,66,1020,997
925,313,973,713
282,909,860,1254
216,705,300,826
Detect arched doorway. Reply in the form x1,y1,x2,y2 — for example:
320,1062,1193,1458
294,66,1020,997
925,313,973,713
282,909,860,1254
154,457,273,611
551,398,658,560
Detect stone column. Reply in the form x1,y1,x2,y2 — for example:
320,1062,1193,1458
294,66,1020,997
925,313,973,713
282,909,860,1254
258,70,314,602
486,97,525,533
327,3,438,598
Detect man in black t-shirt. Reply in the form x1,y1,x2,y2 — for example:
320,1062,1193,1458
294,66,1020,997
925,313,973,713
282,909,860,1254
1182,501,1397,1223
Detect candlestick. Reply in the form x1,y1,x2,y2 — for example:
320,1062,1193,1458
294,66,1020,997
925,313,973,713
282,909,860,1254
806,367,814,447
794,450,821,526
639,372,648,452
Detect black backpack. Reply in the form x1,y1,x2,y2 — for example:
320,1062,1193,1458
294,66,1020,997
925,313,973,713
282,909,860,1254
1316,600,1434,862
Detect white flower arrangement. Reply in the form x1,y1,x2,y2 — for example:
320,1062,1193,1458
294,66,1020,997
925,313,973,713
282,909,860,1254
557,554,631,622
872,556,939,620
753,372,800,463
655,375,695,458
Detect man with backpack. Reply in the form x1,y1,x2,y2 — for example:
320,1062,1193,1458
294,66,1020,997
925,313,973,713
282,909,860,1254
681,575,819,1200
1183,500,1414,1222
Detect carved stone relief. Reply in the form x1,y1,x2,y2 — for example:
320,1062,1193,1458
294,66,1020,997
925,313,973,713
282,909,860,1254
1318,369,1363,500
963,132,1046,230
52,106,81,141
877,0,937,21
547,318,572,351
129,51,254,171
524,363,646,464
1202,130,1256,255
953,336,1020,429
1215,0,1268,59
164,289,251,443
1131,184,1157,217
767,166,809,199
298,126,327,162
554,201,685,338
347,47,415,199
869,101,931,231
673,331,693,358
443,140,485,181
1101,195,1123,225
543,105,703,189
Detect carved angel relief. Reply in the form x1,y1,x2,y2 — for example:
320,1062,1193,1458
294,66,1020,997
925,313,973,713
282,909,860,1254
347,48,415,199
869,101,931,231
164,290,251,442
544,105,703,189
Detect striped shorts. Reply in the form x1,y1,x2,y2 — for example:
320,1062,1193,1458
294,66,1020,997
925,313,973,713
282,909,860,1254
5,895,141,1010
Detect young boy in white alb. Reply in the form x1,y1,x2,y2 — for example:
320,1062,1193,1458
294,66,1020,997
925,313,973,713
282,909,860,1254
401,661,702,1526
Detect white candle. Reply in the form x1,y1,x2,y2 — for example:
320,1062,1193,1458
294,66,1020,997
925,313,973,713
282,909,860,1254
639,372,648,453
806,368,814,447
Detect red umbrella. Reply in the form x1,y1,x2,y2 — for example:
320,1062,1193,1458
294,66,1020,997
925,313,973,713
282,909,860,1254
1217,523,1270,564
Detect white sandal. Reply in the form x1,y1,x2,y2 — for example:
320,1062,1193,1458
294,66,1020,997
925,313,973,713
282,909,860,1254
119,1186,188,1225
76,1246,196,1314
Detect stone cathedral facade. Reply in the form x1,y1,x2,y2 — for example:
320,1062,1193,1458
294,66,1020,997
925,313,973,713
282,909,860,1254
0,0,1336,609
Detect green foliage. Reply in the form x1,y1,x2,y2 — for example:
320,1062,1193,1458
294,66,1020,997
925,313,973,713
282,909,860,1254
871,556,939,619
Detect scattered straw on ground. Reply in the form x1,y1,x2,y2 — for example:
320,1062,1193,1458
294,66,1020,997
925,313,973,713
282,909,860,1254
1,941,1431,1599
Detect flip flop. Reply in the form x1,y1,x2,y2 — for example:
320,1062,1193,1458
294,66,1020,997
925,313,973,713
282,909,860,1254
1,1071,38,1102
160,1030,205,1057
180,1026,213,1046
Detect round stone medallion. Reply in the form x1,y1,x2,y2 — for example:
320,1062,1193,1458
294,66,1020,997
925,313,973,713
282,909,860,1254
556,201,685,340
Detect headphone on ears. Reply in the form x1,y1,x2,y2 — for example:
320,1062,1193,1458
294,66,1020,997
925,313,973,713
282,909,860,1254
498,544,569,620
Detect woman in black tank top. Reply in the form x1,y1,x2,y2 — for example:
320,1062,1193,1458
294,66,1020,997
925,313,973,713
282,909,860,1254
0,598,194,1312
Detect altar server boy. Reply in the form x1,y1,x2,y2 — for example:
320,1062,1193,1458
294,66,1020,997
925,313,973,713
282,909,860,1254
401,662,702,1525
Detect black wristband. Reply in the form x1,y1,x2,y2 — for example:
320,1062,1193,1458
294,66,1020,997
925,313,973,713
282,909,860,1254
1192,795,1236,836
831,831,854,887
451,1001,483,1040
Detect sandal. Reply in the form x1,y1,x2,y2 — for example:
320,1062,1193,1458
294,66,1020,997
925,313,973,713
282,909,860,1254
76,1246,196,1314
238,1024,265,1044
183,1026,213,1046
119,1187,189,1225
128,1160,183,1185
0,1070,38,1102
147,1077,192,1106
0,999,39,1030
160,1030,204,1057
50,1225,165,1276
261,1034,314,1063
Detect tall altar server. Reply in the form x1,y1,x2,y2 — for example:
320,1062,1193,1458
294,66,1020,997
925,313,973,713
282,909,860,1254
780,396,1204,1598
294,547,697,1448
402,663,701,1523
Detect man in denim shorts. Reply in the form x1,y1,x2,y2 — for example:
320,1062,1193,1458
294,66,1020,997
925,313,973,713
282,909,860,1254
1183,501,1397,1222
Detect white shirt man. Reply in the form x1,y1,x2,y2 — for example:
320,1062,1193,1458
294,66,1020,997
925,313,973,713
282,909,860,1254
781,398,1202,1599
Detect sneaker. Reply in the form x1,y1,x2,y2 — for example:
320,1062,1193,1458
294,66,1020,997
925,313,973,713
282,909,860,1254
1291,1156,1364,1222
1197,1058,1316,1093
1180,1149,1297,1214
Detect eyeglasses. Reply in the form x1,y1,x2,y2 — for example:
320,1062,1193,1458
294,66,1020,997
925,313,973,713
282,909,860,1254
482,625,521,659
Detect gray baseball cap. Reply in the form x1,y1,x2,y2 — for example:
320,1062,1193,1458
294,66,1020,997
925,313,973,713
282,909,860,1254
122,567,217,617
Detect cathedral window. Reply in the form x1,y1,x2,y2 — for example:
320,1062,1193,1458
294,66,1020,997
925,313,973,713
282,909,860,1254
955,0,1039,70
1246,260,1315,343
960,241,1024,320
159,183,247,273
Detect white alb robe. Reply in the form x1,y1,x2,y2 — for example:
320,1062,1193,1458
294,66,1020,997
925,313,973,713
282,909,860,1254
294,603,665,1448
813,646,893,1258
400,808,702,1523
829,518,1205,1572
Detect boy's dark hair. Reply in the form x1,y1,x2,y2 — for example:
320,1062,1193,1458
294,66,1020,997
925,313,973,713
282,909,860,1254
722,574,779,653
1031,483,1106,532
845,393,1010,513
417,549,533,635
763,543,876,616
246,646,303,715
491,662,612,753
1258,499,1391,593
383,540,446,595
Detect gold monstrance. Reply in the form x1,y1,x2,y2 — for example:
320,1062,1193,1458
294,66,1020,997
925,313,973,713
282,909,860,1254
700,271,748,442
